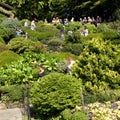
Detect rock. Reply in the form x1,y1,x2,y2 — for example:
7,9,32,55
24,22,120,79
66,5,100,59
0,101,6,110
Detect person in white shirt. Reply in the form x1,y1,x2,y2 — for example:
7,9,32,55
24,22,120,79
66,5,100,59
31,20,36,30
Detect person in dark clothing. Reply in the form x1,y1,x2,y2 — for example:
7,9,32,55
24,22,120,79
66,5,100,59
39,65,45,77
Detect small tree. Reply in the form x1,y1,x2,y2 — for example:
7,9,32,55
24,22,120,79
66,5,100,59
30,72,81,116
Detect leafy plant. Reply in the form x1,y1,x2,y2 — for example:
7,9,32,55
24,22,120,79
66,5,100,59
7,37,46,54
30,72,81,116
72,38,120,93
1,18,22,37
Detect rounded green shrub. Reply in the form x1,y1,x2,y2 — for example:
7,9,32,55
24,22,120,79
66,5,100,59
7,37,46,54
0,50,20,67
1,18,22,37
36,22,60,37
30,72,81,116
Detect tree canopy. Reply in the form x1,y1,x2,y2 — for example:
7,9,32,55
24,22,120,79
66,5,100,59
1,0,120,21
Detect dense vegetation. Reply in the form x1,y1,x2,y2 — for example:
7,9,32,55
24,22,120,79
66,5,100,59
0,7,120,120
1,0,120,21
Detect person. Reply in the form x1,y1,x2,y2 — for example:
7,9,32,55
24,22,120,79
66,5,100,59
39,65,45,77
60,26,65,40
24,32,29,39
70,17,74,22
83,26,88,36
16,29,22,37
31,20,36,30
24,20,28,27
67,57,75,75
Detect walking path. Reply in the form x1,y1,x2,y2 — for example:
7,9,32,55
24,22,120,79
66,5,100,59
0,108,23,120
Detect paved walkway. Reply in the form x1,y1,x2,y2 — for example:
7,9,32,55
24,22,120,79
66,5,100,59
0,108,23,120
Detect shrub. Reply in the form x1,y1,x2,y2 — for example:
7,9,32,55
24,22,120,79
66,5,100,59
62,43,84,56
36,22,60,37
65,31,82,43
0,50,20,67
23,28,54,42
60,109,88,120
102,29,120,40
45,38,63,52
7,37,46,54
72,38,120,92
30,72,81,116
97,23,110,33
81,33,103,45
1,18,22,37
65,22,82,33
0,85,23,103
0,25,9,42
0,14,7,23
84,23,97,34
0,42,8,53
84,89,120,104
0,36,5,43
20,19,30,26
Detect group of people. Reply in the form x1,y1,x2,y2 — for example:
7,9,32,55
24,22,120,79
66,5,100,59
24,20,36,30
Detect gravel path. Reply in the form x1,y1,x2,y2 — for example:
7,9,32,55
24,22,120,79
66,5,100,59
0,108,23,120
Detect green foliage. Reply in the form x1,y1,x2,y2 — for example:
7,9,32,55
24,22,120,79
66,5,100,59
0,42,8,53
23,28,54,42
30,72,81,116
84,23,97,33
56,60,68,73
0,85,23,102
65,31,82,43
0,36,4,43
0,50,20,67
60,109,88,120
1,18,22,37
65,22,82,32
20,19,30,26
0,14,7,23
0,24,9,41
84,89,120,104
69,110,88,120
72,38,120,92
36,22,60,37
62,43,84,56
102,29,120,40
45,38,63,52
97,23,110,33
0,6,13,16
81,33,103,45
7,37,46,54
0,53,62,85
